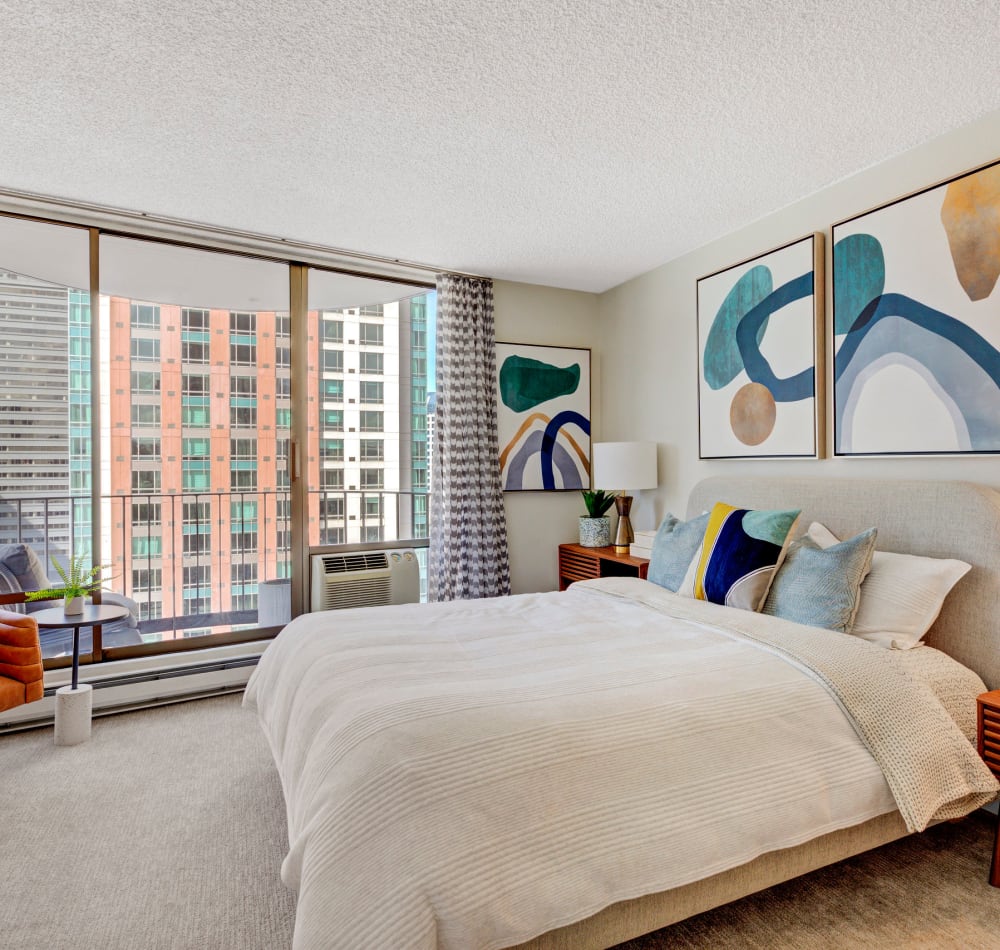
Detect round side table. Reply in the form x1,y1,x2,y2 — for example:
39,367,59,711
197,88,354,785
32,603,130,746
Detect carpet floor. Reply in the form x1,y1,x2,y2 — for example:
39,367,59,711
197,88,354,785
1,693,998,949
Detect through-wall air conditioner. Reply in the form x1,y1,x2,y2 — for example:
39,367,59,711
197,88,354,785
310,549,421,612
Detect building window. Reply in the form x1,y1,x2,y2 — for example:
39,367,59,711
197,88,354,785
182,373,210,396
131,370,160,394
320,469,344,490
359,410,383,432
275,314,290,337
359,304,384,318
230,311,255,334
322,349,344,373
359,439,383,461
130,337,160,361
132,568,162,592
132,535,163,557
131,470,161,493
231,468,257,491
231,563,257,583
359,352,383,375
131,403,161,426
359,322,383,346
276,376,291,398
363,526,383,542
182,308,209,331
231,438,256,461
360,468,384,489
131,437,161,461
231,530,258,554
131,502,161,526
276,346,290,368
130,303,159,329
182,438,210,458
231,405,257,428
322,409,343,430
182,338,209,363
322,318,343,343
320,527,345,545
183,565,212,587
231,375,256,397
322,378,343,401
140,601,163,621
359,381,383,404
182,533,211,555
320,438,344,461
322,497,345,518
364,495,384,518
181,398,210,427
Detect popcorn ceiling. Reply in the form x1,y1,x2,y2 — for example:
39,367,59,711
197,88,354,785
1,0,999,292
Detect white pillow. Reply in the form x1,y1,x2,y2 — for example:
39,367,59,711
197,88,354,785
806,522,971,649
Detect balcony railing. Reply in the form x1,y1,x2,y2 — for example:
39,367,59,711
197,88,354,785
0,489,429,664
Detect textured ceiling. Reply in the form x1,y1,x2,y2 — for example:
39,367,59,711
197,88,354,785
2,1,1000,293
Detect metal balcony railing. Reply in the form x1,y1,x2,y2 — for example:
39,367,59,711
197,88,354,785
0,488,429,663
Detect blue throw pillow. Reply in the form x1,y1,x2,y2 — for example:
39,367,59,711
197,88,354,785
762,527,878,632
647,512,710,592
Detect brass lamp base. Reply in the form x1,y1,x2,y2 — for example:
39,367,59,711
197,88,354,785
613,494,634,554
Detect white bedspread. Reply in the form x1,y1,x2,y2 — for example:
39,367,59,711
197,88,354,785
245,578,996,950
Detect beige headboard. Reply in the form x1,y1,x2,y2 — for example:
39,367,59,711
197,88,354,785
686,476,1000,691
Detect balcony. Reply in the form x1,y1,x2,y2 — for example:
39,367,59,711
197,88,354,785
0,489,429,664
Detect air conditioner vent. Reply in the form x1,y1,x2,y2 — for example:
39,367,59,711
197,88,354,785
320,552,389,574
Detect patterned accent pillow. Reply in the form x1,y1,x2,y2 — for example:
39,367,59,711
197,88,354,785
688,502,800,611
762,527,877,632
646,512,710,592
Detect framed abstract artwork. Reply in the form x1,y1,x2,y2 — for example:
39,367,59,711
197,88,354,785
697,234,824,459
495,342,591,491
832,158,1000,456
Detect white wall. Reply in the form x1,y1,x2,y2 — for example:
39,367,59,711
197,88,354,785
598,108,1000,523
493,280,601,593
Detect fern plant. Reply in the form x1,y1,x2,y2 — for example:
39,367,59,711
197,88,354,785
24,555,109,603
581,489,616,518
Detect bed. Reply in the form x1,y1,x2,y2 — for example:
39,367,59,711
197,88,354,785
245,476,1000,950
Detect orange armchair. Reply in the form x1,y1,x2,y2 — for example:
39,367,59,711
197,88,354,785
0,609,43,712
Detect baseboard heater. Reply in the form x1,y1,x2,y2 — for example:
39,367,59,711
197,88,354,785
41,655,261,697
1,654,261,734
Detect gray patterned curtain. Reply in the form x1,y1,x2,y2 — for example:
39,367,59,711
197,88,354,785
428,274,511,601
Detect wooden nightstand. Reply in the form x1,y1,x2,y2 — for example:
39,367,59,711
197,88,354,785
976,690,1000,888
558,543,649,591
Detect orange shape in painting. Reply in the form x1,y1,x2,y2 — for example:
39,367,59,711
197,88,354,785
730,382,776,446
940,164,1000,302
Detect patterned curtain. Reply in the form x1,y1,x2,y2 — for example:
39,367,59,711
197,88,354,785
428,274,511,601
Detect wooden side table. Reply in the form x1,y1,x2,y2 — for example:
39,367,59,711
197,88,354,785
975,689,1000,887
558,543,649,591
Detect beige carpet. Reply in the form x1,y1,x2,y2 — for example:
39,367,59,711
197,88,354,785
1,694,998,949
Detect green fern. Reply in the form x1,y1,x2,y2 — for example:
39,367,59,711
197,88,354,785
24,555,110,602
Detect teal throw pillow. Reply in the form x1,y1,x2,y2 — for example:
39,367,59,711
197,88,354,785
762,527,878,633
647,512,710,592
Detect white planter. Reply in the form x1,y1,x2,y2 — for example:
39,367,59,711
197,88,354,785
579,516,611,547
63,594,85,615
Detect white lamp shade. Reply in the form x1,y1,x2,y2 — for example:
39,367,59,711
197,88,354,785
592,442,658,491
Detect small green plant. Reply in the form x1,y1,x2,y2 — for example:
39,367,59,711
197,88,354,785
24,555,109,603
581,489,616,518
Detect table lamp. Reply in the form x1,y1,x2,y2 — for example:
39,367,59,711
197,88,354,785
592,441,658,554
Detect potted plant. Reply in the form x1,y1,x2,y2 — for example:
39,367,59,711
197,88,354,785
25,555,108,616
579,489,616,547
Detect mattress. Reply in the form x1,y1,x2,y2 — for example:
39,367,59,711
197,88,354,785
245,577,996,950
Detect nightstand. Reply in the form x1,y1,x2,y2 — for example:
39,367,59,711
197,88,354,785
976,689,1000,888
558,543,649,591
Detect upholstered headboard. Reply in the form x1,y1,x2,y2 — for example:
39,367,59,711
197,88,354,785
686,476,1000,691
